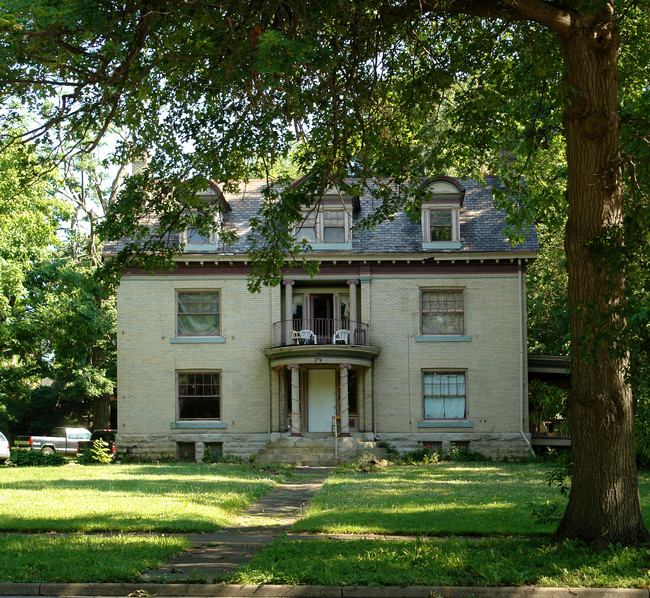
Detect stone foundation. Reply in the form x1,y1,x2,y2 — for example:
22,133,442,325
116,431,533,462
116,433,270,461
375,432,533,460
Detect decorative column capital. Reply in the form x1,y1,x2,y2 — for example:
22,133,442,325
283,279,295,286
338,363,352,370
346,279,359,286
287,363,301,370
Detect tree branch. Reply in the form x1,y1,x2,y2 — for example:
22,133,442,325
414,0,574,39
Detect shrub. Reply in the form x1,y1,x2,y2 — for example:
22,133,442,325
12,450,66,467
77,439,113,464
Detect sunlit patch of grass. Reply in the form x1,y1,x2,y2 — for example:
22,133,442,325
295,463,650,536
0,534,191,582
232,537,650,588
0,463,287,532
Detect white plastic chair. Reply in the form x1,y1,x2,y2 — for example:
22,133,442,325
298,329,317,344
333,329,350,345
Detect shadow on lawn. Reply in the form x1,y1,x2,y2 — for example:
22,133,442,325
0,511,221,533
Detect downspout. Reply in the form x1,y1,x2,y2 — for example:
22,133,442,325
519,259,536,457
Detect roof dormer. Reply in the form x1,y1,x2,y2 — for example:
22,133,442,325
290,176,360,250
420,177,465,250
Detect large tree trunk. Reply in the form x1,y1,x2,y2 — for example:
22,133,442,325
554,10,649,546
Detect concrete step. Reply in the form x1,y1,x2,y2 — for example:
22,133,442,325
256,438,389,465
259,446,387,457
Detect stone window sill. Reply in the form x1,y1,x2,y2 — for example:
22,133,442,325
171,421,227,429
171,337,226,344
416,335,472,342
418,420,474,428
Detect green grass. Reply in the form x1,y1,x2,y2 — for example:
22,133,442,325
294,462,650,536
0,534,191,583
233,537,650,588
0,463,286,532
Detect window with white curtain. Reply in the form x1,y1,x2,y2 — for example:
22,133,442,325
177,291,220,336
423,372,466,419
421,289,464,335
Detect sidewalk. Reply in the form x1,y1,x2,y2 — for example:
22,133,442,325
143,466,334,582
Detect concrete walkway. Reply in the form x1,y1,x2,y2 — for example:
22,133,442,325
143,466,334,582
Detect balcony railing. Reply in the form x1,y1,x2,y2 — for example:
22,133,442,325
272,318,370,347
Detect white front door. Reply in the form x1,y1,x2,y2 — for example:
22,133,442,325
307,369,337,432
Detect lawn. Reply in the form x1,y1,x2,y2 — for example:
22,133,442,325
232,462,650,589
233,537,650,588
0,462,288,583
0,534,192,583
0,462,286,532
294,462,650,536
2,461,650,587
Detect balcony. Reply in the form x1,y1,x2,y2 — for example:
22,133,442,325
272,318,370,348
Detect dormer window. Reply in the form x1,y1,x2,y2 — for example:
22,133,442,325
186,226,214,247
296,206,353,249
183,215,219,252
420,177,465,250
181,181,231,253
429,209,453,242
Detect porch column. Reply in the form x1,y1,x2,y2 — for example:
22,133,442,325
283,279,295,345
288,364,302,436
339,364,351,436
347,279,359,344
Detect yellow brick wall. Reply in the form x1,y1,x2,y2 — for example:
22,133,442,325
116,269,529,457
366,273,526,435
117,276,279,440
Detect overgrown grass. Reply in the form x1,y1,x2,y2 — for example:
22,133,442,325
233,537,650,588
294,462,650,536
0,534,191,583
0,463,287,532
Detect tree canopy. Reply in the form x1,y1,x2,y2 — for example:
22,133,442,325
1,0,650,545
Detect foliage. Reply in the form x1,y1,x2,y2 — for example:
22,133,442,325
527,226,570,355
0,131,118,437
399,446,491,465
76,439,113,464
530,451,572,525
11,450,66,467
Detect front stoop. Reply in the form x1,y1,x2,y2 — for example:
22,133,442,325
256,436,388,466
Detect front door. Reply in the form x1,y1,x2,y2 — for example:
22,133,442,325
307,369,337,432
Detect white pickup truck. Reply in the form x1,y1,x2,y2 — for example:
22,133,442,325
14,427,92,455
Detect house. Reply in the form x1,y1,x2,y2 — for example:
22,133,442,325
110,176,539,462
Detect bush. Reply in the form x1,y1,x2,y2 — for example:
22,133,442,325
12,450,66,467
77,439,113,464
530,450,572,526
400,446,490,465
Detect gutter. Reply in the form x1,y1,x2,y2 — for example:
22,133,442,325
519,259,536,457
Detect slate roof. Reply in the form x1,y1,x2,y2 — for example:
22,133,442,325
105,176,538,256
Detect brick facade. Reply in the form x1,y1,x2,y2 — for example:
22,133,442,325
114,178,537,460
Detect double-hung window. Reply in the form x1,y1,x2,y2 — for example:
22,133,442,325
423,372,466,419
183,212,220,252
421,289,464,335
178,372,221,420
428,209,453,242
420,178,464,249
296,207,351,246
178,292,220,336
